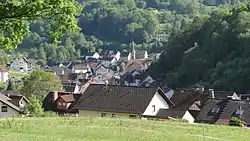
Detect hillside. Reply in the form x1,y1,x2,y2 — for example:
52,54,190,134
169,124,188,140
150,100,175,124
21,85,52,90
0,117,249,141
149,3,250,93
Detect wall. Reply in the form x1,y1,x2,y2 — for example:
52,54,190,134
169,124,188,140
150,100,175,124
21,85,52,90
142,91,169,116
183,111,195,123
79,110,139,119
0,101,19,118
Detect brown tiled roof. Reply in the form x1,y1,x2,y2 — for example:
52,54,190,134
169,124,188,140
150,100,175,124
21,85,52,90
156,109,186,119
71,84,171,114
59,94,76,102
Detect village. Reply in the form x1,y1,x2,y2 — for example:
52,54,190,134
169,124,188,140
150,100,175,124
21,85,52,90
0,48,248,127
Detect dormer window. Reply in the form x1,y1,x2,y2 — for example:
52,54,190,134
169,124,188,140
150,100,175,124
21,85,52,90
235,109,244,117
211,108,220,114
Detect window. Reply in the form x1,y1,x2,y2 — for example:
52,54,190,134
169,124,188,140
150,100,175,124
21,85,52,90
1,105,7,112
112,114,115,118
58,102,62,106
235,109,244,117
152,105,156,112
211,108,219,114
129,115,136,118
101,113,106,117
62,103,66,106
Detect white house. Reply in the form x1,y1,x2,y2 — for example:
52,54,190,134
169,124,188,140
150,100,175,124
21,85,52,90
85,52,100,60
71,84,173,118
10,58,33,73
0,68,8,83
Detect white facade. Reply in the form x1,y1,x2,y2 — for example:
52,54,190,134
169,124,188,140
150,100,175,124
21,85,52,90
0,71,8,83
142,91,170,116
182,111,195,123
0,101,19,118
10,58,31,72
114,51,121,61
85,52,100,60
144,51,148,59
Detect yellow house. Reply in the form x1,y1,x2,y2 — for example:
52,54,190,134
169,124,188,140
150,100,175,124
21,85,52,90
71,84,174,119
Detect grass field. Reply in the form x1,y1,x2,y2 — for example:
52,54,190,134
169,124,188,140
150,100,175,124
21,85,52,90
0,117,249,141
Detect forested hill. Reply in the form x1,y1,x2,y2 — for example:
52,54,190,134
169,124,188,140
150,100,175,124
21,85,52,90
149,3,250,93
15,0,223,65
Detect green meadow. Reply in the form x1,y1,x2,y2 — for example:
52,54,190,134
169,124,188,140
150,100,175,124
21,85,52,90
0,117,249,141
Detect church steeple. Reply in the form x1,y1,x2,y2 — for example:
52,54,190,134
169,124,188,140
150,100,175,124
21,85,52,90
132,39,135,59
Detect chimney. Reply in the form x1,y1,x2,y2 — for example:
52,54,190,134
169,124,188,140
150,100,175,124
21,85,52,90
52,91,58,101
197,86,204,94
209,89,215,99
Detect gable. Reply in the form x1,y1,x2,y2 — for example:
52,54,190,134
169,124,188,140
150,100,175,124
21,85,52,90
142,90,170,116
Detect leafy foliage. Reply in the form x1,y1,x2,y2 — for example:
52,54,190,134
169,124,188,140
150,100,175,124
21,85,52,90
25,96,44,117
149,3,250,93
0,82,5,90
0,0,81,51
21,69,62,101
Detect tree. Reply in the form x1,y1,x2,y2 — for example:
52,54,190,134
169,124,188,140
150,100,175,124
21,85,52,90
0,0,81,51
0,82,5,90
21,69,62,101
6,79,15,90
25,96,44,117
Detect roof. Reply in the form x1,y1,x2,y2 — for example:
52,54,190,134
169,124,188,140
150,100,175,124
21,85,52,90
42,92,80,112
219,100,250,124
71,84,171,114
195,99,227,123
0,94,20,112
156,109,187,119
6,95,29,107
203,90,237,99
85,52,97,56
169,89,204,110
59,94,78,103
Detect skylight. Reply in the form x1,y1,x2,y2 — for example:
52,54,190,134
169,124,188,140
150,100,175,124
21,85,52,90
211,108,220,114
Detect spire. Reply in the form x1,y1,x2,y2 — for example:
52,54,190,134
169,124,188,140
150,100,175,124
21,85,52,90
132,39,135,59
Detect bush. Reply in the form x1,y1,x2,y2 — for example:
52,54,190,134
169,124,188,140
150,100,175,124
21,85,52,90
229,117,245,127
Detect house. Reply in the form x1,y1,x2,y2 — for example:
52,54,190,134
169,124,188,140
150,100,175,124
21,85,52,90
120,70,156,87
70,84,173,118
132,50,148,60
99,50,121,61
154,109,195,123
122,59,152,73
0,94,27,117
149,47,163,60
10,58,34,72
195,98,250,126
85,52,100,60
0,67,8,83
42,91,80,114
5,95,29,109
120,50,132,61
100,57,117,67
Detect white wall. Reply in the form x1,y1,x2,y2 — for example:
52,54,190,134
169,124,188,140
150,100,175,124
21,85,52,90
0,101,19,118
0,72,8,83
142,91,169,116
183,111,195,123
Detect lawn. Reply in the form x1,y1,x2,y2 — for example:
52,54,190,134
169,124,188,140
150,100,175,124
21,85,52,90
0,117,249,141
